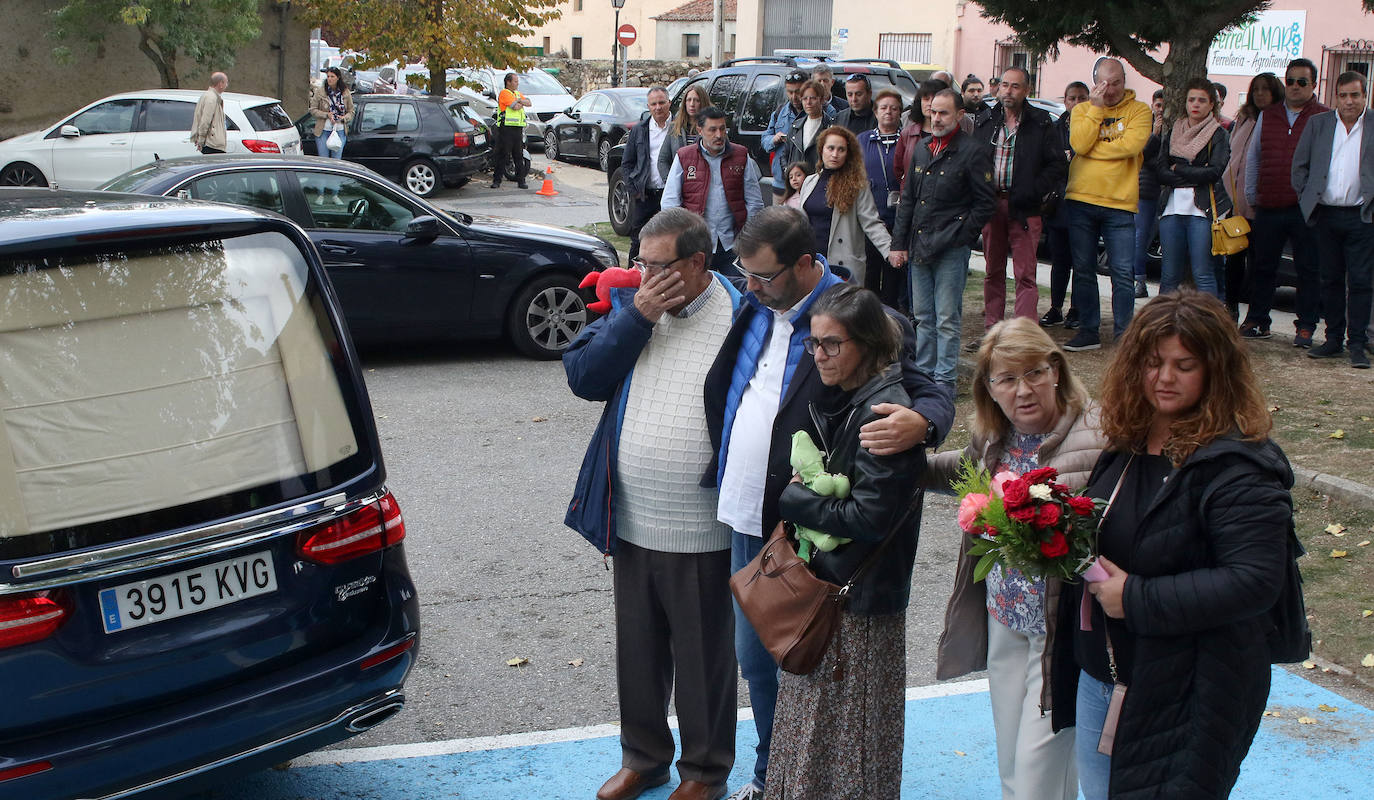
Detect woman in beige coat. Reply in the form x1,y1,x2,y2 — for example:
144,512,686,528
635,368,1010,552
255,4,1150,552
310,67,355,159
922,317,1106,800
796,126,891,285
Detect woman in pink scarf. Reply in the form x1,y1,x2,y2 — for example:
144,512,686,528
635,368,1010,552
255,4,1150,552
1153,79,1231,298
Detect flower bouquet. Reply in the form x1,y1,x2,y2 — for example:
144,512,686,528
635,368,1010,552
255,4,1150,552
950,459,1105,581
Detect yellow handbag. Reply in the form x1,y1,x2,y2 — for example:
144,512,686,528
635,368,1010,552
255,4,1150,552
1210,184,1250,256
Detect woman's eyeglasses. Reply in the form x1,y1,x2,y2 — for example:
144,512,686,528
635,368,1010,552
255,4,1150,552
803,336,850,357
987,364,1055,392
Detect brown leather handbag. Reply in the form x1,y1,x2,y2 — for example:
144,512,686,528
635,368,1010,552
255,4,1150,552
730,494,920,677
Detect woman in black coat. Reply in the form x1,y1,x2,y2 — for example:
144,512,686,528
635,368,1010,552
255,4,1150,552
767,284,925,799
1052,290,1293,799
1154,78,1232,300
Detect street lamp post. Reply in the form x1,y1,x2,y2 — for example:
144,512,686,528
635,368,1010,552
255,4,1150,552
611,0,626,88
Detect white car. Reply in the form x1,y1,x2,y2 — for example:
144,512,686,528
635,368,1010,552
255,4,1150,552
0,90,303,189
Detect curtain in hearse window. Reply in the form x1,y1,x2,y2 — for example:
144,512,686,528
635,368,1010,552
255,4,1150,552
0,232,368,557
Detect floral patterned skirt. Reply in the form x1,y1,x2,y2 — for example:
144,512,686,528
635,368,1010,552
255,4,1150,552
763,610,906,800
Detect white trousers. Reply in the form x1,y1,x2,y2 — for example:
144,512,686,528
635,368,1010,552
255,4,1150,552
986,614,1078,800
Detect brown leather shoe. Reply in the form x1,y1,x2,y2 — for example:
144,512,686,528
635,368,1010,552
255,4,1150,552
667,780,727,800
596,768,670,800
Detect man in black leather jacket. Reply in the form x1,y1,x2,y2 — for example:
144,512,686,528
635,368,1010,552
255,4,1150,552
621,86,673,259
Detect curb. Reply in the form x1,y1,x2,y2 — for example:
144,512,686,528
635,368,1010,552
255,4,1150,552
1291,466,1374,511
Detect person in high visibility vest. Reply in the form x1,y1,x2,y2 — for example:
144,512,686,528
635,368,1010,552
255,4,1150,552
493,72,533,189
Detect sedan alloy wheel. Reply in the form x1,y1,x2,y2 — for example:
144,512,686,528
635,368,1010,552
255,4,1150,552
544,129,559,161
507,275,589,359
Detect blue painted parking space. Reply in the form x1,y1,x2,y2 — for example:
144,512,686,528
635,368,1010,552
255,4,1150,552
221,668,1371,799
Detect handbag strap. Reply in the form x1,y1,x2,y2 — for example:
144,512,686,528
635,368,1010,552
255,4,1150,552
838,487,925,595
1096,454,1135,684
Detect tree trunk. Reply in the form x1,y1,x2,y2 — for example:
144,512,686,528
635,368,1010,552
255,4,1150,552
1159,38,1212,123
138,27,178,88
428,65,447,96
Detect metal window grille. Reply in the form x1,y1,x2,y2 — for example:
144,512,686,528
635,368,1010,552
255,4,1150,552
993,39,1044,96
878,33,933,64
1322,40,1374,107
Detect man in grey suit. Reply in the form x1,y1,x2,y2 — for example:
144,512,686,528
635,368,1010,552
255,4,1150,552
1293,70,1374,368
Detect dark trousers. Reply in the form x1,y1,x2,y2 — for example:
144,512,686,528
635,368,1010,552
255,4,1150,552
864,213,906,313
1243,205,1321,331
1046,214,1076,313
199,146,225,155
712,244,746,290
1314,205,1374,350
628,188,664,260
613,541,736,786
1223,248,1249,312
492,125,526,185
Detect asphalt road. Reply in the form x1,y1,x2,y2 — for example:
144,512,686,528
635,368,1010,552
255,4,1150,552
333,336,962,750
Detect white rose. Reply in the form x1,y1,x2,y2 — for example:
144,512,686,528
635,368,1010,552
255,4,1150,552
1028,483,1053,501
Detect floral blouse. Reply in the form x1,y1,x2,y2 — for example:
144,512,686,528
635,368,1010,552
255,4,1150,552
984,431,1049,635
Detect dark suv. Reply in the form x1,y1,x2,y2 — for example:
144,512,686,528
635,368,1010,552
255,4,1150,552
606,57,919,234
296,94,491,197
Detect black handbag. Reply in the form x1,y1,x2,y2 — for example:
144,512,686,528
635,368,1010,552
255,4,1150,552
1267,520,1312,664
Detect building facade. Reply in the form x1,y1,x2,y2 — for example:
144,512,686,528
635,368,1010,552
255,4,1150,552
652,0,738,61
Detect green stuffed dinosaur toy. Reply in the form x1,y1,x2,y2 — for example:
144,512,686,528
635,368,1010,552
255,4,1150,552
790,430,852,562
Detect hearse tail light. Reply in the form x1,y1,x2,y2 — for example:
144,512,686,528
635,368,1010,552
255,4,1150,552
0,591,69,650
242,139,283,153
454,131,471,148
297,491,406,565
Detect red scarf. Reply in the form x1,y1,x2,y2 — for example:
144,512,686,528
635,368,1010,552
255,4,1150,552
927,129,958,157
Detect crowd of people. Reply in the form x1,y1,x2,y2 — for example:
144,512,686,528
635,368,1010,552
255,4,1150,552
566,53,1316,800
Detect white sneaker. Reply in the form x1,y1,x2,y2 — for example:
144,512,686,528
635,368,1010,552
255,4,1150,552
725,783,764,800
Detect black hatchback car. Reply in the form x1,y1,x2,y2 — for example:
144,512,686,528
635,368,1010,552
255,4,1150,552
103,155,617,358
295,94,491,197
545,87,650,172
606,57,919,234
0,189,417,799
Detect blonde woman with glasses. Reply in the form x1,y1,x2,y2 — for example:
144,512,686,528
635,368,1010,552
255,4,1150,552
920,316,1105,800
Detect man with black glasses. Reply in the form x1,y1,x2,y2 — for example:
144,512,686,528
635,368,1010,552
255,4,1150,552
1241,57,1329,346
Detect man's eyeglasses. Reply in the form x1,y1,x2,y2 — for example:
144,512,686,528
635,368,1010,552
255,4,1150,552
631,255,688,274
1285,77,1311,87
734,258,795,284
802,336,850,357
987,364,1055,392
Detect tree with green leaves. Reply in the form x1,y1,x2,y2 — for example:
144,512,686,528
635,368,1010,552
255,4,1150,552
301,0,561,96
975,1,1278,116
50,0,264,89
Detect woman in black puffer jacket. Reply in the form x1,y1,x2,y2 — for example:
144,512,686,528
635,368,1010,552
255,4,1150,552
1052,290,1294,799
767,284,925,800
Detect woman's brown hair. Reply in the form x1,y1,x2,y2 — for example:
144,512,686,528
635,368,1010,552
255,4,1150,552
970,318,1089,442
1099,290,1272,464
809,283,900,385
670,84,710,137
816,126,867,214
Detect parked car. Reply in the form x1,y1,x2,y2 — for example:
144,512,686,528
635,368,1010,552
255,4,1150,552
451,66,577,151
0,187,418,799
545,87,649,171
294,94,491,197
604,57,919,234
0,89,302,189
979,95,1066,120
102,155,616,358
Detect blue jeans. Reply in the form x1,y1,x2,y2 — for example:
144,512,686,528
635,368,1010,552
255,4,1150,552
1074,670,1114,800
909,245,970,385
1069,201,1137,338
732,531,778,789
1158,214,1220,298
316,129,346,158
1132,195,1157,281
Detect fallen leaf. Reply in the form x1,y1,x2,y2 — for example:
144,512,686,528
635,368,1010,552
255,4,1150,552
1323,410,1335,416
568,658,584,667
1359,540,1371,547
532,416,548,423
1363,653,1374,668
1331,549,1349,558
1363,610,1373,618
1318,703,1338,712
1298,716,1317,724
1362,416,1371,422
1269,406,1282,413
953,750,966,757
506,657,530,667
1328,429,1346,439
1302,660,1317,669
1326,523,1348,536
1264,710,1281,717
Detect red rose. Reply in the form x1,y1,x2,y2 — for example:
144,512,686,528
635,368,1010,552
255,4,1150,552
1001,478,1032,509
984,525,1000,537
1007,505,1038,523
1039,531,1069,558
1036,503,1062,528
1024,466,1059,485
1051,483,1071,496
1067,496,1097,516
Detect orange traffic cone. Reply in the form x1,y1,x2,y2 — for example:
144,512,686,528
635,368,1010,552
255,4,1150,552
535,165,559,197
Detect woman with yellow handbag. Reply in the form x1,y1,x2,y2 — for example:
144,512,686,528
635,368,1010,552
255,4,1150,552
1154,79,1234,300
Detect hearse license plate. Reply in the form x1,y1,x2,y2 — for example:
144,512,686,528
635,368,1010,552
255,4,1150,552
474,133,487,145
99,551,278,633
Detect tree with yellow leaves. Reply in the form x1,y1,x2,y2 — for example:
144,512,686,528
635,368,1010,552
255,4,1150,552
301,0,561,95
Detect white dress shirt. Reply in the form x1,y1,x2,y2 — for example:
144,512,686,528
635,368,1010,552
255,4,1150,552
1322,114,1366,207
647,116,670,188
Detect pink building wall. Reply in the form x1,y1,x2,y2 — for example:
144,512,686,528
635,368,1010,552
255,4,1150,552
954,1,1374,114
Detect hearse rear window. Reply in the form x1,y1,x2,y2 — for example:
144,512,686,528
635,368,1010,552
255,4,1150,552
0,232,370,558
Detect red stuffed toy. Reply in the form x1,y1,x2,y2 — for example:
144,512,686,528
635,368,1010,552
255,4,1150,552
580,267,641,314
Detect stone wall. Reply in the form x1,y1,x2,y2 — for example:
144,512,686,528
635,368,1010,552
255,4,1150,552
534,57,712,95
0,1,310,140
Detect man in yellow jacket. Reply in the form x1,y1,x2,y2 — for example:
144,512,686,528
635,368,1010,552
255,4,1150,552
1062,58,1151,351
